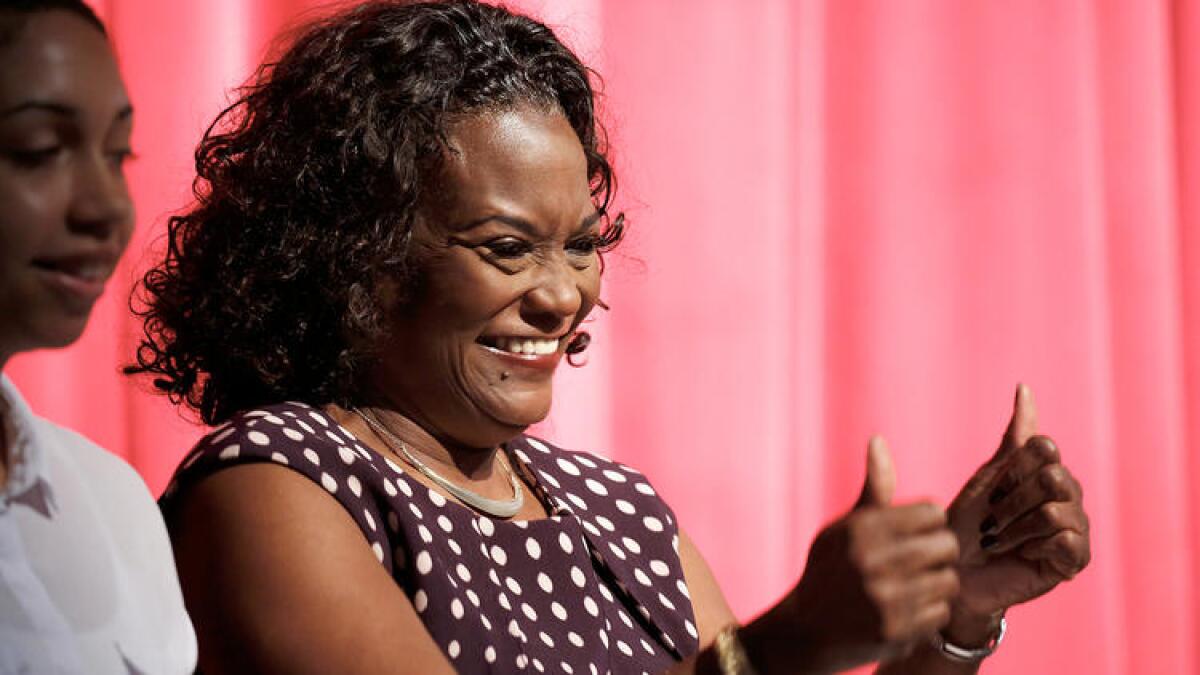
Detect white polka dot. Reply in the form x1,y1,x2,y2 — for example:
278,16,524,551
418,525,433,543
384,457,404,475
296,419,314,434
570,566,586,587
259,414,282,425
527,438,550,453
566,493,588,510
467,589,480,606
479,517,495,536
540,632,555,648
320,473,338,493
551,601,568,621
685,619,698,638
338,447,356,464
414,590,428,612
210,425,235,443
583,596,599,616
491,545,508,565
428,489,447,507
218,444,240,460
303,448,320,465
641,639,655,655
596,516,615,531
437,515,453,533
672,534,680,552
280,427,303,442
659,592,676,610
557,532,575,554
489,569,501,585
599,631,609,648
664,634,676,649
521,602,538,621
247,431,270,446
619,611,633,628
556,458,581,476
409,503,423,519
448,640,460,658
623,537,642,554
598,584,614,602
325,430,343,444
538,471,561,488
568,631,584,648
533,658,544,672
348,475,363,497
451,598,464,619
607,542,627,560
397,478,413,497
270,451,288,465
508,619,523,638
537,572,553,593
371,542,384,562
356,446,372,460
363,509,376,531
617,640,633,656
308,411,328,426
643,516,664,532
677,579,691,598
506,577,522,595
415,551,432,574
447,538,462,555
603,469,627,483
561,662,574,674
585,478,608,496
634,568,652,586
516,654,529,669
525,538,542,559
499,592,512,610
383,478,397,497
485,646,496,663
581,521,601,537
635,482,656,495
456,563,471,582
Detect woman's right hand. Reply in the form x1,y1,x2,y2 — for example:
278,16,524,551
780,437,961,672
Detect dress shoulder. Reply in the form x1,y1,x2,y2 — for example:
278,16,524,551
161,402,397,570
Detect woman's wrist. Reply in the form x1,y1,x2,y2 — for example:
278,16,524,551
940,603,1005,648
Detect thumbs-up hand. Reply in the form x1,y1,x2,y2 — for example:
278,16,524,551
782,436,962,672
942,384,1091,645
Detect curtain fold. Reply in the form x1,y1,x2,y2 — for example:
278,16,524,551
9,2,1196,672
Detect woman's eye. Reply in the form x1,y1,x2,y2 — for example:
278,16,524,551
481,238,532,259
5,146,62,168
567,235,600,256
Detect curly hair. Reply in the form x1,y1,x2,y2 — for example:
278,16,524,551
128,0,623,425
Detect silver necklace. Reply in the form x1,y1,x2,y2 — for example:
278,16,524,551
353,407,524,519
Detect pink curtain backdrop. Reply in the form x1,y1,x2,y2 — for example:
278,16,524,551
8,1,1198,672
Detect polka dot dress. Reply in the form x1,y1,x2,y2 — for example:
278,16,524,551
162,402,700,673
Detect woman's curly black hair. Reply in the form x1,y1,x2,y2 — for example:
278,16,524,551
128,0,623,425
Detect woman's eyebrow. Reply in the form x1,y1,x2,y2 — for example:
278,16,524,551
0,100,75,119
453,210,602,236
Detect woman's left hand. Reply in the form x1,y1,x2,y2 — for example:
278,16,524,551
943,384,1091,641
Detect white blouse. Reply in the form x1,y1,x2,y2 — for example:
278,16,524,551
0,376,196,674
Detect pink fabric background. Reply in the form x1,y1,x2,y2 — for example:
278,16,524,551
8,1,1198,672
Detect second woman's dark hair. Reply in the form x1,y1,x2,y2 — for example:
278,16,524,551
128,0,622,424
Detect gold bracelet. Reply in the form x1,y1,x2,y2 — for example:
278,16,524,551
713,624,759,675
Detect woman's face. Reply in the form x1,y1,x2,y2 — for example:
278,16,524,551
0,11,133,361
375,107,603,450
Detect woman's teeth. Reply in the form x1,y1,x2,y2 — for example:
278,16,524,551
492,337,559,355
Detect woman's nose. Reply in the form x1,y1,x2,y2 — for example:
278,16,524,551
68,154,133,240
520,260,584,333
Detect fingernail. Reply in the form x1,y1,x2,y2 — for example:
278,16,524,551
979,515,997,534
980,534,998,550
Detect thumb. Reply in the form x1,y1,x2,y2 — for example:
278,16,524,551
855,435,896,509
1001,383,1039,452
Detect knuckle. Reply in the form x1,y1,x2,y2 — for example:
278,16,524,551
1038,501,1064,525
1030,435,1061,462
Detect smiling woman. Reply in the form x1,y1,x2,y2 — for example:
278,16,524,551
131,1,1089,674
0,1,195,673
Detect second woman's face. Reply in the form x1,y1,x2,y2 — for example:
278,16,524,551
0,11,133,359
375,107,603,450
